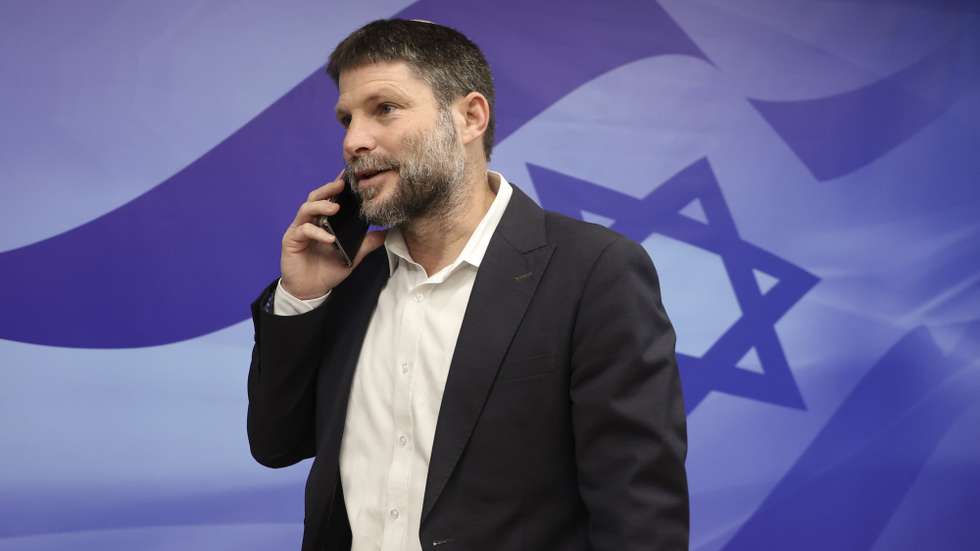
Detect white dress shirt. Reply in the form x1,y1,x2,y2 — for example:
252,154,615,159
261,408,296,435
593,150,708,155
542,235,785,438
274,171,513,551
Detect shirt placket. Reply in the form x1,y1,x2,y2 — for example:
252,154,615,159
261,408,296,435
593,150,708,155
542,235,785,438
381,266,426,550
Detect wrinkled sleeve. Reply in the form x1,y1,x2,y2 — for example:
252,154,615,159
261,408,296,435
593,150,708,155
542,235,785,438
570,236,689,550
247,278,333,468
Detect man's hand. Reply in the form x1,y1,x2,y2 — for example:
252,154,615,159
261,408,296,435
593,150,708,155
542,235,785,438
280,171,386,299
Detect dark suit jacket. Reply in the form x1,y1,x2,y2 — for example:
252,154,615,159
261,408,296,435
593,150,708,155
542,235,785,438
247,183,689,550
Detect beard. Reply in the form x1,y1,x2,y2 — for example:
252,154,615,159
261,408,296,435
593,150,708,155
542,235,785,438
346,108,466,228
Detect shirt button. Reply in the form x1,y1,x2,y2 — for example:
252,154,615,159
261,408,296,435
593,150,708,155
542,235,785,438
390,508,399,520
399,435,408,447
415,292,424,302
401,362,410,374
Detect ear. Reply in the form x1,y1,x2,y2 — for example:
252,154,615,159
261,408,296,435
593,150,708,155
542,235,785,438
455,92,490,152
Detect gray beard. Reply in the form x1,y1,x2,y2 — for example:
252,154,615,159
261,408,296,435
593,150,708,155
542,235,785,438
348,109,466,228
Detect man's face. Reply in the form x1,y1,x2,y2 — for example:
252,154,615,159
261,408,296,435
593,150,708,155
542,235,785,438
335,61,465,227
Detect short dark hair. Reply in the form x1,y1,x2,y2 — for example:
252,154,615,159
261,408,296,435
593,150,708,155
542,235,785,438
326,19,496,161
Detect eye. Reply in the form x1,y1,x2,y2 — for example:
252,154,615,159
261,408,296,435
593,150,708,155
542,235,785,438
378,103,397,116
338,115,351,128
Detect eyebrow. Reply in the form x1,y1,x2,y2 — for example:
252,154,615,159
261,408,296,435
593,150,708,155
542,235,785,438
335,88,411,121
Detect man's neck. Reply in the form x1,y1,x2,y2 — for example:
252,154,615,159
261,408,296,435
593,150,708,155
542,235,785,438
401,169,497,276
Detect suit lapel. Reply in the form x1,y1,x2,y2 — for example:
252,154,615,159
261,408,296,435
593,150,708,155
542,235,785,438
321,248,390,450
421,184,555,523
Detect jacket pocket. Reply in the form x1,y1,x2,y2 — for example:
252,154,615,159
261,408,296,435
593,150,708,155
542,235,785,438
495,353,558,382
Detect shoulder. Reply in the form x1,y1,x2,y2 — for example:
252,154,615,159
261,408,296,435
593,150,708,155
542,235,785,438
541,208,650,269
495,179,653,274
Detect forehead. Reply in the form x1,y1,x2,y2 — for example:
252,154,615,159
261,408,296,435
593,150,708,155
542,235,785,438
335,61,437,112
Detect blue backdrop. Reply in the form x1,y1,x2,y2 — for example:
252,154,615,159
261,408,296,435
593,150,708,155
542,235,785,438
2,1,978,549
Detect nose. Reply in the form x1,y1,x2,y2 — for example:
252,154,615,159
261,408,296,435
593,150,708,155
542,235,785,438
342,116,377,161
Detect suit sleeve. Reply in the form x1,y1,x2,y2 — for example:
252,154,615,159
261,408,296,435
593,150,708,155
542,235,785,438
246,278,333,468
569,236,689,550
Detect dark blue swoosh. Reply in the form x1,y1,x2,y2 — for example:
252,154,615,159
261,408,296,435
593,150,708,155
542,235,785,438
0,0,705,348
722,322,980,550
750,35,973,181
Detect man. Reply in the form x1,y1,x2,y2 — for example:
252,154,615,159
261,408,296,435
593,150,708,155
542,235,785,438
247,19,688,551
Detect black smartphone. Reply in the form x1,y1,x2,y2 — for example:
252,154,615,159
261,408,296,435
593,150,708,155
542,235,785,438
317,172,369,267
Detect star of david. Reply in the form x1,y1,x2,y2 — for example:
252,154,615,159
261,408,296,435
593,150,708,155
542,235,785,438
529,159,819,413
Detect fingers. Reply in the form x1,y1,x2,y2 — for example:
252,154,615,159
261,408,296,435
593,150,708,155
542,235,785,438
306,169,346,202
283,221,337,250
300,222,337,244
290,172,346,229
293,199,340,226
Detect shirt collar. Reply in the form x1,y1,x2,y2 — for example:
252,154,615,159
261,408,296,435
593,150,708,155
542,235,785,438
383,170,513,277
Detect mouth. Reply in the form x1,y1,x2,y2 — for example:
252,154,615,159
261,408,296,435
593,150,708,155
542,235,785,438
354,168,395,189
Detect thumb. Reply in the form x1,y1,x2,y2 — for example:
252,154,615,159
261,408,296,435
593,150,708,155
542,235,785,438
350,230,387,268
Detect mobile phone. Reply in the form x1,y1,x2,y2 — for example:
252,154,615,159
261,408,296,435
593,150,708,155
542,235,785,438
317,172,369,267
